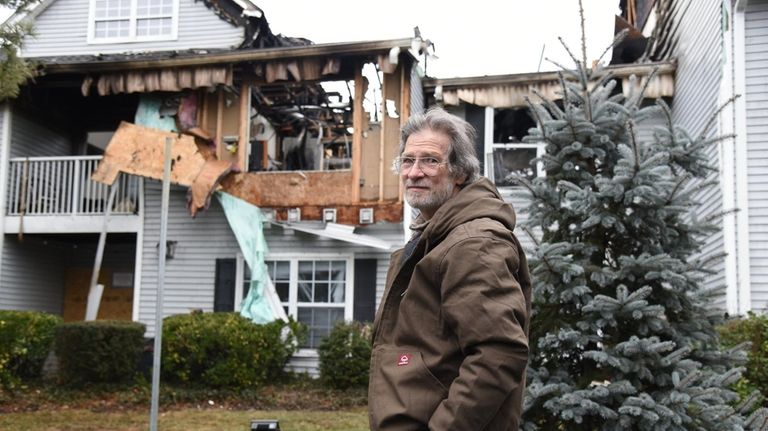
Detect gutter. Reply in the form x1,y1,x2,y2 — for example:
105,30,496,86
38,38,417,73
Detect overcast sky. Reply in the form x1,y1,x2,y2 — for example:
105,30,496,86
1,0,620,78
256,0,620,78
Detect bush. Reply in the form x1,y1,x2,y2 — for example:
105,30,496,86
54,320,145,387
719,312,768,403
161,312,303,389
318,321,371,389
0,310,61,390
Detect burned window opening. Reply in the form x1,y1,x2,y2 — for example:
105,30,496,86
491,107,543,186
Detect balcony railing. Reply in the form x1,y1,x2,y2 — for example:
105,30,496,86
6,156,140,216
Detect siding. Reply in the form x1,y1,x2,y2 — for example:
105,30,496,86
0,233,135,313
0,235,66,312
21,0,243,58
10,113,72,158
139,181,400,336
745,0,768,310
665,0,727,308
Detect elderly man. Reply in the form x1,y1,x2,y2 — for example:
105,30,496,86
368,108,532,430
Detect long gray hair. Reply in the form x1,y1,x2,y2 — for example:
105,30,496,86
397,107,481,185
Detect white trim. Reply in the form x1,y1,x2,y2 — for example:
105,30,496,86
483,106,494,178
273,222,395,250
733,1,752,314
720,0,738,315
3,214,140,233
0,105,12,288
132,179,145,321
87,0,179,44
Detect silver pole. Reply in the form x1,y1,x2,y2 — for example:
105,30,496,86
150,137,172,431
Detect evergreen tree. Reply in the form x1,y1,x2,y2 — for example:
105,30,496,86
518,4,767,430
0,0,35,101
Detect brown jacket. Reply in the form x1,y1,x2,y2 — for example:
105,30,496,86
368,178,532,431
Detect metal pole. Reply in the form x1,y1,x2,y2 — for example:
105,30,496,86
150,137,172,431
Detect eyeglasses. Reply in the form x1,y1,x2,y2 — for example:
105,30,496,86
394,156,448,176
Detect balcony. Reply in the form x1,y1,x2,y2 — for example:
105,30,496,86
4,156,141,234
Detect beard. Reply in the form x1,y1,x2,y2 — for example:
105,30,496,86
405,179,456,215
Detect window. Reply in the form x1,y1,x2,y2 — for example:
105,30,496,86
485,107,545,187
488,143,545,186
237,256,353,351
89,0,178,43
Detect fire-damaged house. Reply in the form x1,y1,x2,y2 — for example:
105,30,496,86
0,0,425,370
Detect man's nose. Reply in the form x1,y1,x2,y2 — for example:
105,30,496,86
404,162,426,179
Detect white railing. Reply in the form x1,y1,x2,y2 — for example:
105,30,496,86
6,156,140,216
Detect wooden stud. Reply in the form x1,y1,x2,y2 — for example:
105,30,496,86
351,64,364,202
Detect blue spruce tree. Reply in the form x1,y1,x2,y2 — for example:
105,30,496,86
519,4,767,430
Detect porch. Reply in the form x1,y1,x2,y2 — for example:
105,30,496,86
4,156,141,234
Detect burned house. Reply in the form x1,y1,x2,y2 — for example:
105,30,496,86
0,0,424,371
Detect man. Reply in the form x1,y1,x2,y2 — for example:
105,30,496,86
368,108,532,430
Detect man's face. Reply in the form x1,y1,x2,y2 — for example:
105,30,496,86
401,129,463,220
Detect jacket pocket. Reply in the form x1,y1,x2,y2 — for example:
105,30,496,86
370,346,448,429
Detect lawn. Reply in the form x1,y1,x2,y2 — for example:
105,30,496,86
0,408,369,431
0,378,369,431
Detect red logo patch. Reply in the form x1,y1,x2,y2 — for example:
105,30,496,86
397,354,412,366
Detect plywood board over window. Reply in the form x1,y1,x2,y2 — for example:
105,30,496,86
63,268,133,322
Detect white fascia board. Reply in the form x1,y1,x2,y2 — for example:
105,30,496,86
273,221,395,250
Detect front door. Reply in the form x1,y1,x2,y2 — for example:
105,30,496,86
63,268,133,321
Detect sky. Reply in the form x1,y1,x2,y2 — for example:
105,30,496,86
1,0,620,78
255,0,620,78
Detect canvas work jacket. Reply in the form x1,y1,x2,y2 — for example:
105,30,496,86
368,178,532,431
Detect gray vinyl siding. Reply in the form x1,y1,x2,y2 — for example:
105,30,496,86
10,113,72,158
745,0,768,311
0,234,134,313
0,235,66,313
665,0,727,308
21,0,243,58
411,66,425,115
139,181,400,336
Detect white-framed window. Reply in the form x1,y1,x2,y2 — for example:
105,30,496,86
88,0,179,44
487,143,545,187
236,254,354,352
483,106,546,188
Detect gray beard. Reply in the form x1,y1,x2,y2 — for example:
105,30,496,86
405,181,455,215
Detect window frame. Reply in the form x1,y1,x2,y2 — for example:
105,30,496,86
235,253,355,356
87,0,179,44
483,106,546,193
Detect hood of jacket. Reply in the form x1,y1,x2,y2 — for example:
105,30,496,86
418,177,517,245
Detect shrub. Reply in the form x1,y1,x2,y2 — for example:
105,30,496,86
0,310,61,390
318,321,372,389
161,312,304,389
54,320,145,387
719,312,768,403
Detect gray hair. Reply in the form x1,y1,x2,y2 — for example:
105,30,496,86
397,107,481,185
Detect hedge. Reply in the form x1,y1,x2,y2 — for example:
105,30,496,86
0,310,61,390
161,312,304,389
318,321,372,389
54,320,146,387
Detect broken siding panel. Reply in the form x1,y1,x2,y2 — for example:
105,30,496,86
10,114,71,158
0,236,65,313
21,0,242,58
666,0,726,307
746,0,768,311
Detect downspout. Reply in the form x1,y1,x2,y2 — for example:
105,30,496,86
131,178,145,321
0,105,12,289
722,0,739,315
733,0,752,314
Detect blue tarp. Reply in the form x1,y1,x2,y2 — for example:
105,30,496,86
216,191,287,323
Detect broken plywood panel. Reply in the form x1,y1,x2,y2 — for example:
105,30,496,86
92,121,207,186
220,170,355,207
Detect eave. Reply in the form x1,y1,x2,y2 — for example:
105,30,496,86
37,38,418,74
